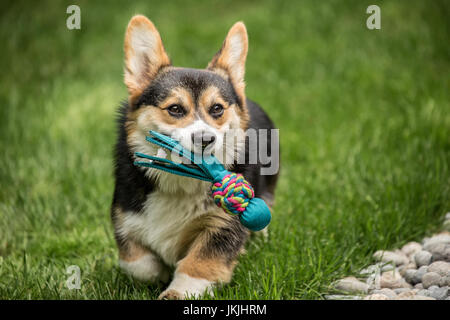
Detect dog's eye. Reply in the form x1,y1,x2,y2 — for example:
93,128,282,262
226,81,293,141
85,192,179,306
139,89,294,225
167,104,185,118
209,104,224,118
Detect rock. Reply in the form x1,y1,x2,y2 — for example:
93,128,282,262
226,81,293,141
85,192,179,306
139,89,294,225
396,289,436,300
427,261,450,276
414,250,432,267
404,269,417,284
360,262,394,275
417,289,430,297
414,283,424,290
423,233,450,250
371,288,397,299
380,270,411,289
399,262,417,277
335,277,369,294
422,272,442,289
444,220,450,232
373,250,409,266
360,264,380,275
394,249,410,261
410,295,436,300
401,242,422,257
412,266,428,284
439,275,450,287
394,288,411,294
325,294,362,300
381,263,396,272
396,291,416,300
427,286,448,300
426,243,450,262
364,293,389,300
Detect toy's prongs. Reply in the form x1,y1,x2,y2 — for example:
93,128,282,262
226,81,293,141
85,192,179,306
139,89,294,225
146,135,195,164
147,131,213,178
133,160,212,182
134,152,210,180
146,130,227,180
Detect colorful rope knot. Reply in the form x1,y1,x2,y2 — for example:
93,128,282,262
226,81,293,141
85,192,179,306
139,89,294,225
212,173,255,215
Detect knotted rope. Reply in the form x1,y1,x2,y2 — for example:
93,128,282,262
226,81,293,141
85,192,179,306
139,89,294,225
211,173,254,215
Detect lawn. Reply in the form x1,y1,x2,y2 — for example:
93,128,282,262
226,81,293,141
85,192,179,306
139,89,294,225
0,0,449,299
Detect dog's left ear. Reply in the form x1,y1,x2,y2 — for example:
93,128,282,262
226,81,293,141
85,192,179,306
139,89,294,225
207,22,248,103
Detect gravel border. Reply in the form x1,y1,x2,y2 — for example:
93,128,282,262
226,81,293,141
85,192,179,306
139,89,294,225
327,212,450,300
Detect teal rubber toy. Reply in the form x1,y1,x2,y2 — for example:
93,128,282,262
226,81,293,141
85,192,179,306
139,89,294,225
133,130,271,231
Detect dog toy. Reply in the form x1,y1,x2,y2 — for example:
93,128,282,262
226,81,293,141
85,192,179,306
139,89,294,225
133,130,271,231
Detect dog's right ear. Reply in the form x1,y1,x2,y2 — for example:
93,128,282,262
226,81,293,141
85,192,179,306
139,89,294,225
124,15,170,103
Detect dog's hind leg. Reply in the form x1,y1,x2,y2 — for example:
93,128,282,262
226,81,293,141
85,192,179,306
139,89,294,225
118,239,170,284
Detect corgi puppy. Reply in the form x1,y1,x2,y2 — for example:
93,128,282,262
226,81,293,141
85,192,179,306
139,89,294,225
111,15,278,299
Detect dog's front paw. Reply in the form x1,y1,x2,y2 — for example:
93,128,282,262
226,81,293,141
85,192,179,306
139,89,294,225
158,289,184,300
159,272,214,300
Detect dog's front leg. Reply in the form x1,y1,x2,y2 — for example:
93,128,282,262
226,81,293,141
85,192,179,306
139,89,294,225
158,217,248,299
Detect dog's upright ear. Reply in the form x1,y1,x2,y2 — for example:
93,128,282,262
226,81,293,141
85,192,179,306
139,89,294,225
124,15,170,104
207,22,248,105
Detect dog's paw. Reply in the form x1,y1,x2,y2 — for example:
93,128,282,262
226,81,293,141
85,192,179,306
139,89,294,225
159,272,214,300
158,289,184,300
119,253,170,284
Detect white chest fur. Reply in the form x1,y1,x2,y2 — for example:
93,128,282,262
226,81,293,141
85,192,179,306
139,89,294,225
120,175,212,266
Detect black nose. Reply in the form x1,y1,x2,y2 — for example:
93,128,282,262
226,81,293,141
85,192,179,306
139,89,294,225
191,131,216,148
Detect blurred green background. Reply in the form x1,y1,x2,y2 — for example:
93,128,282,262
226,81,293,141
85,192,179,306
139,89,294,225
0,0,449,299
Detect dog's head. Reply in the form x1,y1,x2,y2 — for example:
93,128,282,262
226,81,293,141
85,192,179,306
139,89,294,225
124,15,249,176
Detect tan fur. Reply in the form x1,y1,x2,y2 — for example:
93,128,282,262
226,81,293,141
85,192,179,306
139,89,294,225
175,210,236,261
124,87,196,146
119,239,152,262
178,256,235,283
177,235,236,283
173,210,246,285
198,86,233,128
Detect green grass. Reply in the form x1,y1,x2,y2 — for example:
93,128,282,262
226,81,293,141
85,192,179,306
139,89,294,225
0,0,449,299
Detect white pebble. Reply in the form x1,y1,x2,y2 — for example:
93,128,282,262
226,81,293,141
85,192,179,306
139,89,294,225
373,250,409,266
414,250,432,267
364,293,389,300
380,270,411,289
371,288,397,299
422,272,442,289
401,242,422,257
427,261,450,276
423,233,450,250
335,277,369,294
